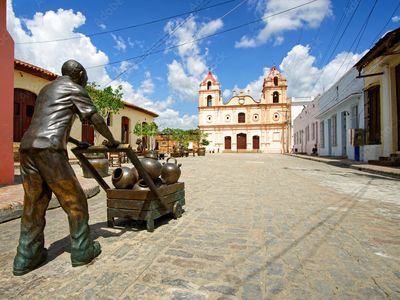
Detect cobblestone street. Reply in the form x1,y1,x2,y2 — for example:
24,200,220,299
0,154,399,299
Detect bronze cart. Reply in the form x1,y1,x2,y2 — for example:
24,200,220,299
72,144,185,232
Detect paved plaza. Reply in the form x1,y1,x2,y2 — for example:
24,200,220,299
0,154,399,299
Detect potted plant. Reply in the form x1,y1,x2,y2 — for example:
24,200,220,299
133,121,159,157
198,138,209,156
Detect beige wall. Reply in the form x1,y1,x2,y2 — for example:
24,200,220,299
14,70,50,95
69,104,156,157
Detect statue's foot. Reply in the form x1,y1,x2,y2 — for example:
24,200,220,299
71,241,101,267
13,248,48,276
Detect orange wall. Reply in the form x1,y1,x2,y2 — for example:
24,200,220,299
0,2,15,184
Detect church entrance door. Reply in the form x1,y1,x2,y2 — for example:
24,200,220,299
252,135,260,150
237,133,247,150
224,136,231,150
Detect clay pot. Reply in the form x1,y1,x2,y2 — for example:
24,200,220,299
112,167,138,189
197,147,206,156
144,150,158,160
82,153,109,178
132,178,163,191
140,158,162,180
161,158,181,184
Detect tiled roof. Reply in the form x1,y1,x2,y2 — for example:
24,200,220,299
123,101,159,118
200,70,219,85
14,59,58,81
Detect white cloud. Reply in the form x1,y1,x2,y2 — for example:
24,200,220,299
227,67,270,101
279,44,364,96
111,33,127,51
392,15,400,23
198,19,223,37
140,72,154,95
164,16,223,101
236,0,332,48
99,23,106,30
273,36,284,46
6,1,193,130
222,89,232,98
156,109,198,129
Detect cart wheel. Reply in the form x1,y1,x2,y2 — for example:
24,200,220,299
173,203,183,219
146,218,154,232
107,217,115,228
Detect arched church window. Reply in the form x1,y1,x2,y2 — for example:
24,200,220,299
273,91,279,103
274,76,279,86
238,112,245,123
207,81,212,90
207,95,212,107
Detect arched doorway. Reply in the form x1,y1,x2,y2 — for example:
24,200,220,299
82,120,94,145
237,133,247,150
121,116,130,144
253,135,260,150
224,136,231,150
13,89,37,142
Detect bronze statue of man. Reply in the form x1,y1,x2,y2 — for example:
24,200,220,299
13,59,119,276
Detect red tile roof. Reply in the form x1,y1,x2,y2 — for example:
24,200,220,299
123,101,159,118
14,59,58,81
200,70,219,85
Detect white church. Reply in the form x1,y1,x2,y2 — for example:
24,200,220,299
198,66,291,153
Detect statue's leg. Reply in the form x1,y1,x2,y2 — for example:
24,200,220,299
13,153,51,276
45,153,101,267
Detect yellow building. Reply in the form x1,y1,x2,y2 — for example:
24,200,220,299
355,27,400,163
13,59,158,159
198,67,291,153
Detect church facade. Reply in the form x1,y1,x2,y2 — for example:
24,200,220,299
198,66,291,153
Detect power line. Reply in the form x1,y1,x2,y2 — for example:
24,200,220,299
87,0,320,71
371,0,400,44
15,0,236,45
106,0,213,84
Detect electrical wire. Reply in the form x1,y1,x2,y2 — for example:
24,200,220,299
15,0,236,45
87,0,320,71
106,0,213,84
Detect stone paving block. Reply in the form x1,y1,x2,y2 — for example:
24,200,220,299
0,154,399,298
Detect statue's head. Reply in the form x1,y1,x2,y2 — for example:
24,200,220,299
61,59,88,87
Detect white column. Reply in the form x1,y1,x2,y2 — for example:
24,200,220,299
382,65,392,156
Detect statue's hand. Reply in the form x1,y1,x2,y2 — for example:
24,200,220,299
77,141,91,149
105,140,120,148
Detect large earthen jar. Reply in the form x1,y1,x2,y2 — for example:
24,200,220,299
140,157,162,180
161,158,181,184
112,166,138,189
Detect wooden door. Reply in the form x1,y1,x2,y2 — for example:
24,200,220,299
224,136,231,150
252,135,260,150
82,120,94,145
121,116,130,144
13,89,36,142
396,64,400,150
237,133,247,150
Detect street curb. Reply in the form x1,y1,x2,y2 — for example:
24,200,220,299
0,184,100,224
287,154,400,179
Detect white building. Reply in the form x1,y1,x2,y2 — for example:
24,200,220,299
198,67,291,153
317,67,364,160
293,97,320,154
290,96,315,149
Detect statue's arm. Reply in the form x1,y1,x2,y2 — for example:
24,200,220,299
68,136,90,148
90,112,119,147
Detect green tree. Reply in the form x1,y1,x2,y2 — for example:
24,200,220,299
133,121,159,150
86,82,124,118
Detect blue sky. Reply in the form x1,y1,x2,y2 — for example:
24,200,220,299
7,0,400,128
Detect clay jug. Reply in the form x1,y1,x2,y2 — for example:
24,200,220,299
140,157,162,180
144,150,158,160
132,179,150,191
161,158,181,184
112,167,138,189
